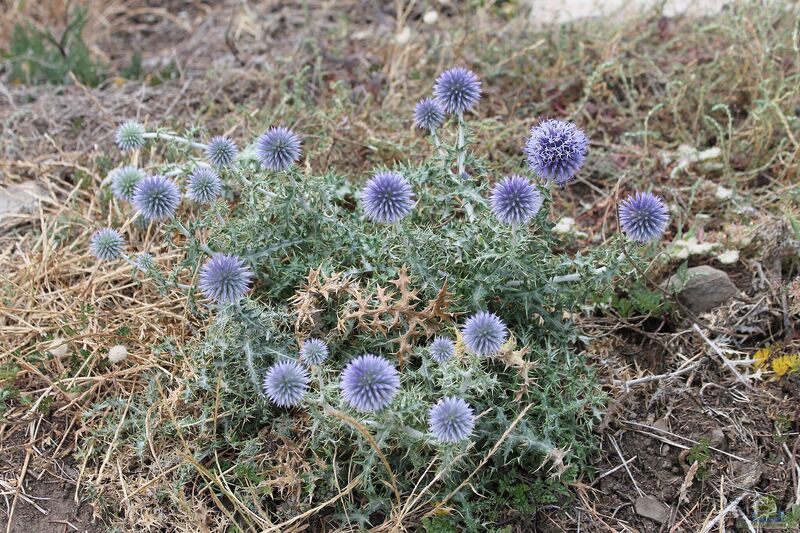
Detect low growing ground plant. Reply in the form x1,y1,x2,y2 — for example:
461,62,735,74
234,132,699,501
90,67,669,529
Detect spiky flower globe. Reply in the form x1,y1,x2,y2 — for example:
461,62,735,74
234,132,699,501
428,396,476,443
462,311,507,356
256,127,302,171
490,175,543,226
135,252,155,272
414,98,445,131
361,171,414,224
198,254,254,304
300,338,329,366
115,120,146,151
433,67,481,115
618,191,669,242
90,228,124,261
110,166,145,202
524,119,588,185
206,136,238,167
340,354,400,413
132,175,181,221
429,337,455,363
263,360,309,408
186,167,222,204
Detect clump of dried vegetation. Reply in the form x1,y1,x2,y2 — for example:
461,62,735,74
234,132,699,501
1,1,799,531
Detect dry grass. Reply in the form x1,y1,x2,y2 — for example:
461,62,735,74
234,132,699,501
1,0,800,531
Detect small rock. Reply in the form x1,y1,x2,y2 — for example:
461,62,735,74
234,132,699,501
702,427,727,451
0,180,47,217
423,10,438,24
635,496,670,523
664,265,739,314
107,345,128,363
731,461,764,490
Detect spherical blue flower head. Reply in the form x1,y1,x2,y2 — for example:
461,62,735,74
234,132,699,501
340,354,400,413
300,338,329,366
186,167,222,204
198,254,254,304
115,120,146,151
256,127,302,171
263,360,309,407
132,175,181,221
206,136,238,168
619,191,669,242
414,98,445,130
110,166,145,202
135,252,155,271
490,175,543,226
433,67,481,115
462,311,507,356
524,119,588,185
361,171,414,223
90,228,124,261
429,337,455,363
428,396,476,444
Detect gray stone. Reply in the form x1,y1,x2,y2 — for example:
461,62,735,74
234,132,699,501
635,496,671,523
664,265,738,314
731,461,764,490
0,180,46,217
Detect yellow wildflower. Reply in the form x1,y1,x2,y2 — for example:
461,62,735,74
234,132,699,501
771,354,800,378
753,347,771,369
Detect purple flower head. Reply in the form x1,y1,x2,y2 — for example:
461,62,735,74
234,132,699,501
135,252,155,271
206,136,238,168
428,396,476,443
186,167,222,204
300,338,329,366
132,175,181,221
90,228,124,261
618,191,669,242
433,67,482,115
361,171,414,224
263,360,309,407
429,337,455,363
340,354,400,413
256,127,302,171
198,254,254,304
462,311,507,356
115,120,146,151
490,175,543,226
414,98,445,131
524,119,588,185
110,166,145,202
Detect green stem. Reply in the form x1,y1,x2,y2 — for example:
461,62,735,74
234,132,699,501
243,339,261,393
174,218,215,257
142,131,208,151
456,112,466,177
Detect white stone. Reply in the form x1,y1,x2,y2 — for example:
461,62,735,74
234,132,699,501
49,338,69,358
715,185,733,200
395,27,411,45
423,10,439,24
717,249,739,264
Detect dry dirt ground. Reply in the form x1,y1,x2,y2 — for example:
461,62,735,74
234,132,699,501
1,1,799,532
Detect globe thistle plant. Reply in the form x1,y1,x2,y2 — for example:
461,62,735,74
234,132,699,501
300,338,329,366
263,360,309,408
115,120,146,151
186,167,222,204
110,166,145,202
489,175,543,226
433,67,482,115
429,337,455,363
428,396,476,444
256,127,302,171
524,119,588,185
135,252,155,272
198,254,254,304
206,136,238,168
132,175,181,221
90,228,124,261
361,171,414,224
414,98,445,131
618,191,669,242
340,354,401,413
462,311,507,356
